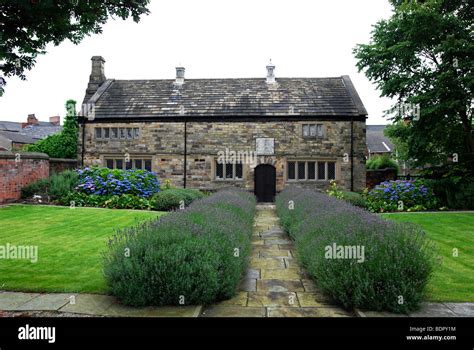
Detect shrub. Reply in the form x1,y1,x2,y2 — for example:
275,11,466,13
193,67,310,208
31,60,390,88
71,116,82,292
21,170,79,200
366,179,437,212
103,190,256,306
60,192,152,210
76,167,160,198
151,188,204,211
276,187,437,313
366,154,400,174
341,191,368,209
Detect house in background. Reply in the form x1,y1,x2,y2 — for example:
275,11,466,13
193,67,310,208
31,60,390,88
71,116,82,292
78,56,368,202
0,114,62,151
366,125,394,158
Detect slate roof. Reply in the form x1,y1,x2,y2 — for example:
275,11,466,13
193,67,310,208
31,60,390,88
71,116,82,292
0,131,37,144
83,76,368,120
0,121,22,132
21,125,63,140
366,125,394,154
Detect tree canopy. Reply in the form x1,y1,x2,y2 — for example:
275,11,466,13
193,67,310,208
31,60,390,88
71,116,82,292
0,0,150,96
354,0,473,170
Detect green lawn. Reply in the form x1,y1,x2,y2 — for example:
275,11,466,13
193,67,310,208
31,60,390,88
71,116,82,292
382,212,474,302
0,205,162,294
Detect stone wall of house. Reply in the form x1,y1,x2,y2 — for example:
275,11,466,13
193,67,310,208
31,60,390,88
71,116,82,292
79,120,366,192
0,152,50,204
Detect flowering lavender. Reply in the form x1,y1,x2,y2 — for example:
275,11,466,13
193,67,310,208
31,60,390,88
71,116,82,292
276,187,437,313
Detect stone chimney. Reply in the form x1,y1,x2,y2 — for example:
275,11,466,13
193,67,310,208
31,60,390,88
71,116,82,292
49,116,60,126
86,56,106,96
266,60,276,84
175,66,185,85
27,114,38,124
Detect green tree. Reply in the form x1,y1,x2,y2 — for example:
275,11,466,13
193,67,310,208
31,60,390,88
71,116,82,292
25,99,78,159
354,0,473,170
0,0,150,96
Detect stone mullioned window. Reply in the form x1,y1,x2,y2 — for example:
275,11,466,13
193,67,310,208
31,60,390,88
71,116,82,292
287,160,336,181
95,127,140,140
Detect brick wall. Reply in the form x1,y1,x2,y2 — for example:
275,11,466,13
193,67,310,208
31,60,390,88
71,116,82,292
0,152,50,204
50,158,78,174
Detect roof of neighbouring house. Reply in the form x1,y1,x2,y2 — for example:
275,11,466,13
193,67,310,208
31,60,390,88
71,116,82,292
0,121,22,132
366,125,394,154
21,124,63,140
0,131,37,144
81,76,368,120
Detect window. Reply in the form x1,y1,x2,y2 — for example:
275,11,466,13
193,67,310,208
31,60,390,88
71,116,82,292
297,162,305,180
127,128,133,139
104,157,152,171
95,128,102,139
111,128,118,139
119,128,126,139
103,128,110,139
215,160,243,180
327,162,336,180
317,162,326,180
302,124,324,138
308,161,316,180
287,160,336,181
288,161,296,180
133,128,140,139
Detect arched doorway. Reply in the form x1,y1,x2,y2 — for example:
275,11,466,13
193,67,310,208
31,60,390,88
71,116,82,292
254,164,276,202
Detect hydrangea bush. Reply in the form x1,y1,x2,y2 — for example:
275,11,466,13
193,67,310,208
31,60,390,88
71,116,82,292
276,187,437,313
76,167,160,198
366,179,437,212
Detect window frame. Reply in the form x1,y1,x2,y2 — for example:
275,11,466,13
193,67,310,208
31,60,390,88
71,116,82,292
214,160,244,181
302,123,325,139
286,159,337,182
104,156,153,171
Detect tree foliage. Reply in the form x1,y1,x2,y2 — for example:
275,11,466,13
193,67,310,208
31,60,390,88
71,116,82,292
25,99,78,159
354,0,473,170
0,0,150,95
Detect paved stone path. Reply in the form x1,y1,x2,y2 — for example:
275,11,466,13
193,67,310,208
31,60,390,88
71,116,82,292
200,204,352,317
1,204,473,317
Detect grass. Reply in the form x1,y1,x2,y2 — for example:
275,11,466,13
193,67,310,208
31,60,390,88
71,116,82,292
382,212,474,302
0,205,162,294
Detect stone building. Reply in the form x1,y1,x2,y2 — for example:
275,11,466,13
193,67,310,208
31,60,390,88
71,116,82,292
78,56,367,202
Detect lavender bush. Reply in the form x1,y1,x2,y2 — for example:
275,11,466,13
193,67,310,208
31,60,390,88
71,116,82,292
103,189,256,306
276,187,437,313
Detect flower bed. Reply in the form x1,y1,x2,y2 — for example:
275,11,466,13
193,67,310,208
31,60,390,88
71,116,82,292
103,189,256,306
276,187,437,313
366,179,437,212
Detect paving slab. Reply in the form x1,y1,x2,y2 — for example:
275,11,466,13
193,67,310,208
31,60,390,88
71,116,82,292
259,250,292,259
265,239,292,245
215,292,248,307
257,279,304,293
248,292,300,307
268,307,352,317
261,268,301,280
301,279,318,292
239,278,257,292
250,257,286,269
0,292,40,311
408,303,458,317
444,303,474,317
201,306,266,317
245,268,260,279
59,294,116,315
103,303,201,317
16,293,73,311
297,292,336,307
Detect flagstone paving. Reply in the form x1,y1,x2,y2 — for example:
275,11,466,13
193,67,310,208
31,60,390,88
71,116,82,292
200,204,353,317
1,204,473,317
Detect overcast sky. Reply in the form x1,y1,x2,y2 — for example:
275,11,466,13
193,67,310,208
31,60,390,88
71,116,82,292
0,0,395,125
